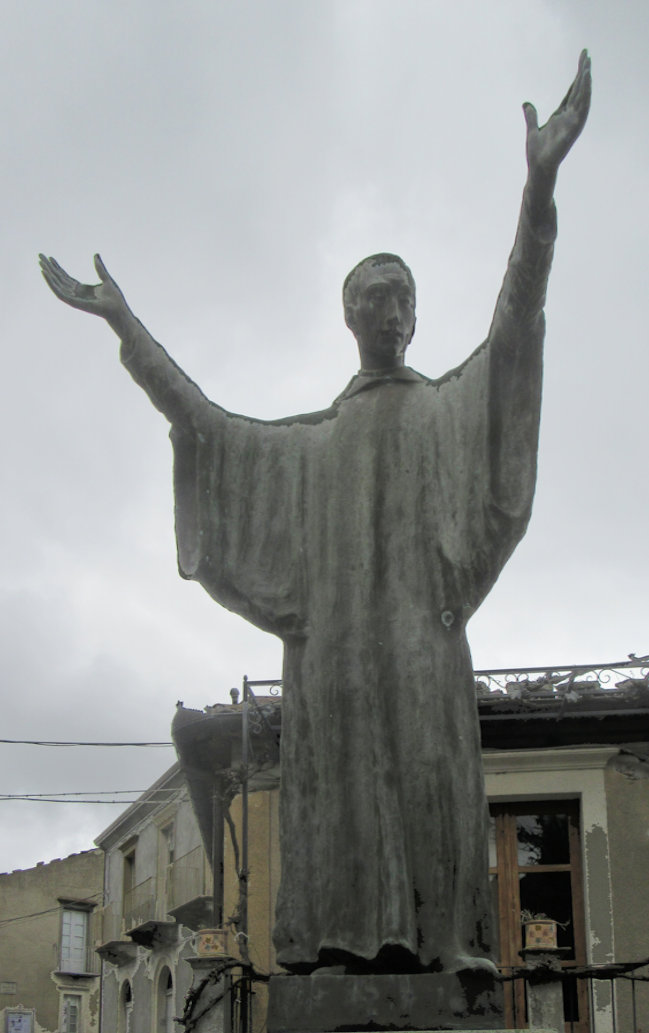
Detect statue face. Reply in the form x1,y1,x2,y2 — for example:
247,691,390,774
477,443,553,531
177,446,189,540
346,262,416,370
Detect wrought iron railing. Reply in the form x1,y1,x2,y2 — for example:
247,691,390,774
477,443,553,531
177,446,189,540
57,943,101,975
500,960,649,1032
93,902,123,945
475,654,649,702
235,656,649,707
166,845,210,910
122,876,158,929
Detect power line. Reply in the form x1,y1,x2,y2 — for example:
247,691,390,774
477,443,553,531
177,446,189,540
0,798,153,804
0,895,102,928
0,739,173,747
0,789,181,804
0,790,178,797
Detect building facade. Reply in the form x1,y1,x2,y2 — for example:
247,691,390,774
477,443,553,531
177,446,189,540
0,849,104,1033
94,764,213,1033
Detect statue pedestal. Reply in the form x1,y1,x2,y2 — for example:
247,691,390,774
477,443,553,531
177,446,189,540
267,970,505,1032
184,956,235,1033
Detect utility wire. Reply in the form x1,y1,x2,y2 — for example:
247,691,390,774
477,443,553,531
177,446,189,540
0,738,173,747
0,798,154,804
0,895,103,928
0,788,181,804
0,790,178,798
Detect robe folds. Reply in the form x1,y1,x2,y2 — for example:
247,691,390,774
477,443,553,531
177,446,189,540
120,196,556,971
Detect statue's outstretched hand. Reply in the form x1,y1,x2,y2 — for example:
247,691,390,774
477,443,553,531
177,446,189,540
524,49,591,181
39,253,131,332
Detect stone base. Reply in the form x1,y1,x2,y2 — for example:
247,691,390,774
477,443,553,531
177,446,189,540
267,971,505,1032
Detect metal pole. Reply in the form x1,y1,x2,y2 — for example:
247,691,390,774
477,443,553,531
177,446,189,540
240,675,250,1033
241,675,249,945
211,776,224,928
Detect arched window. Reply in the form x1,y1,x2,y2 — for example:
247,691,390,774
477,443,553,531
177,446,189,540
118,980,133,1033
156,966,174,1033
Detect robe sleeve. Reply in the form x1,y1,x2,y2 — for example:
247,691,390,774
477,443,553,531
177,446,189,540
433,193,557,617
120,323,308,639
485,193,556,519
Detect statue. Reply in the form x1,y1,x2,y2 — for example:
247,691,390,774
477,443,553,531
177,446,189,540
40,53,591,977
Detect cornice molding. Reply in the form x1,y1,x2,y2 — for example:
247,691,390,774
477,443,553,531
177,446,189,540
483,746,618,775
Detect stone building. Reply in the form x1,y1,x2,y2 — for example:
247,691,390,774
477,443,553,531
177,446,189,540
0,849,104,1033
94,763,213,1033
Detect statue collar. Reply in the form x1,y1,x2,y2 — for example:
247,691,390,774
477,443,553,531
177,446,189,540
334,366,427,403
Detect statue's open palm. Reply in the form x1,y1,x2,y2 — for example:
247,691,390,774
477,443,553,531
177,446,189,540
39,253,128,328
524,49,591,177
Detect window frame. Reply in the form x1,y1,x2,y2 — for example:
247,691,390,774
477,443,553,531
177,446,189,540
489,799,589,1032
58,902,93,975
61,992,82,1033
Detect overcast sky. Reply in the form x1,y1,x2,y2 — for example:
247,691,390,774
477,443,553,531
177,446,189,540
1,1,647,875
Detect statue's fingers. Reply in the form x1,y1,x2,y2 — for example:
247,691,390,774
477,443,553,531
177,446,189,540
575,57,592,108
39,256,60,287
39,264,67,299
49,266,79,294
567,67,591,128
94,253,110,283
39,256,78,300
43,257,77,292
565,52,591,112
38,254,52,280
522,102,538,133
38,254,58,280
46,256,68,275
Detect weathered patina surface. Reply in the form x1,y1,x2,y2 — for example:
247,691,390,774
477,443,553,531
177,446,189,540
117,204,547,970
40,52,591,978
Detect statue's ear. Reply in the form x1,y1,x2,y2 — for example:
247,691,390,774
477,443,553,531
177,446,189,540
344,305,356,333
408,316,417,343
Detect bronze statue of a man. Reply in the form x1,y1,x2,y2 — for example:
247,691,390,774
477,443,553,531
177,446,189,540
41,52,590,975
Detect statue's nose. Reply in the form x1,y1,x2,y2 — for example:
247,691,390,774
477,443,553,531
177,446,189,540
385,295,400,322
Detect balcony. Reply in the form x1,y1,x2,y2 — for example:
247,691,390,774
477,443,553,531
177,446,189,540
122,876,177,950
123,876,157,928
165,845,213,931
93,903,137,967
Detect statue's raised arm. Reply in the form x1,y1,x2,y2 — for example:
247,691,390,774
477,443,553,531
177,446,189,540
39,253,211,427
484,51,591,521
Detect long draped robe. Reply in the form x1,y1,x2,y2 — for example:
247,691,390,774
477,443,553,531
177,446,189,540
121,194,556,972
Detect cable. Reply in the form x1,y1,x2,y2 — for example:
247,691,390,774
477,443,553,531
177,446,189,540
0,895,102,928
0,798,151,804
0,739,173,747
0,788,181,804
0,790,178,798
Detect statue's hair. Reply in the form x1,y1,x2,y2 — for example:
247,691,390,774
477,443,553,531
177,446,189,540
343,253,415,310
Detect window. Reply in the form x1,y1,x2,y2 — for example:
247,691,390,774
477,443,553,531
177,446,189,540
61,994,81,1033
161,824,175,867
60,909,89,973
489,800,588,1032
122,846,136,922
118,981,133,1033
156,967,174,1033
160,823,175,914
5,1013,33,1033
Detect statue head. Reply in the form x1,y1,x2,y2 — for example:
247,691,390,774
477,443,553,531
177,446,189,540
343,254,416,371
